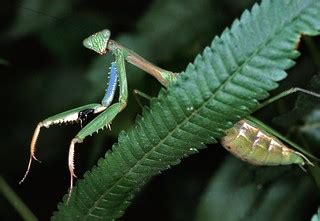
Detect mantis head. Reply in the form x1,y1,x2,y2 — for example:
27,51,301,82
83,29,111,54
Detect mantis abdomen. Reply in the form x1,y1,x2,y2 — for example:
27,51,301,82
220,119,308,166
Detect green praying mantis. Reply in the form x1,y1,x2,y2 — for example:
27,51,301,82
20,29,320,200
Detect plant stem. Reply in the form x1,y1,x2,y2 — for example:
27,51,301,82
0,176,37,221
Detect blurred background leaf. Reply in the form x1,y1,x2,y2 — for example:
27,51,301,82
1,0,320,220
195,157,317,221
312,207,320,221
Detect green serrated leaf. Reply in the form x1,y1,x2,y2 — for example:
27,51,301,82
52,0,320,220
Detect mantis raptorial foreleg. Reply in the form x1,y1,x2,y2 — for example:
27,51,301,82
19,103,105,184
67,49,128,195
20,61,119,185
21,55,126,201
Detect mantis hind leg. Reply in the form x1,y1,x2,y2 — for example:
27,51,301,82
254,87,320,111
133,89,152,108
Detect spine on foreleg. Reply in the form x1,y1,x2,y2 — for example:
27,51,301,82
102,62,118,107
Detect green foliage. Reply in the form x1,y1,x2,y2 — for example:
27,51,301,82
50,0,320,220
121,0,219,61
0,58,9,66
312,208,320,221
195,158,315,221
5,0,73,37
0,176,37,221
